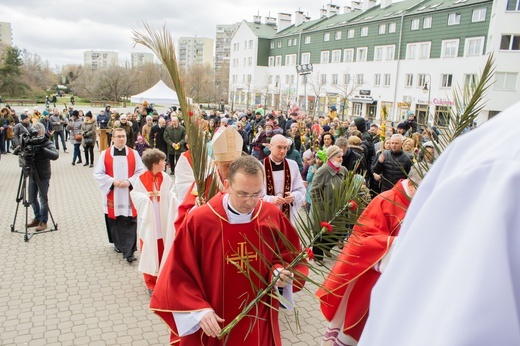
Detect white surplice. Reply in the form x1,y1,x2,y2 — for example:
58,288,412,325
359,101,520,345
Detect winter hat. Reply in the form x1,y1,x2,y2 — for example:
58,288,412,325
397,122,409,130
326,145,343,160
302,149,313,160
85,111,93,118
71,110,80,117
21,113,29,121
316,150,327,162
322,125,331,132
137,135,143,141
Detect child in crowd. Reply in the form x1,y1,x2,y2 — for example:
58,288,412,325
135,135,149,157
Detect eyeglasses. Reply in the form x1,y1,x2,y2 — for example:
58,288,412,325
231,188,264,199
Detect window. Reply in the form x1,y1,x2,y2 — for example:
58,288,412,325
418,73,427,87
472,8,486,22
343,49,354,62
324,32,331,42
464,73,477,89
406,43,416,59
374,47,384,61
287,39,292,47
356,74,364,85
301,52,310,64
332,74,339,85
344,74,351,85
304,36,311,44
293,38,297,45
247,74,252,83
419,42,431,59
379,24,386,34
248,57,252,66
268,57,274,66
331,50,341,63
361,27,369,37
405,74,414,87
285,54,296,66
448,13,461,25
270,42,274,49
500,35,520,50
386,45,395,60
441,74,453,88
494,72,518,90
275,55,282,66
411,19,420,30
384,74,391,86
356,47,367,62
249,40,254,49
320,51,330,64
243,58,246,67
321,74,327,84
506,0,520,11
465,37,484,56
335,31,342,40
277,41,282,48
348,29,355,38
374,74,381,86
423,16,432,29
435,106,451,127
389,22,397,33
442,39,459,58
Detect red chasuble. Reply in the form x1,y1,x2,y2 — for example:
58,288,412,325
316,181,410,341
151,192,309,346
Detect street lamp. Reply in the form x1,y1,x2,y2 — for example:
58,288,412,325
422,74,432,127
296,63,313,113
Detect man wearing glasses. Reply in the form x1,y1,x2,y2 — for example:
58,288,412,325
93,128,145,263
151,155,308,345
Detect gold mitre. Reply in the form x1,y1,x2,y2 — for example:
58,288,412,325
211,126,243,162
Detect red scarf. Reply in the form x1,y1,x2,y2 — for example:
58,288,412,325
104,146,137,219
139,171,163,202
264,157,291,219
327,160,340,173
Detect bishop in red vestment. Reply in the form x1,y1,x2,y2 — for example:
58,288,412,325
151,156,309,345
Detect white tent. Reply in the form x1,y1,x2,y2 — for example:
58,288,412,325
130,80,179,105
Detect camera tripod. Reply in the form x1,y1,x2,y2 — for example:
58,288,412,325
10,162,58,242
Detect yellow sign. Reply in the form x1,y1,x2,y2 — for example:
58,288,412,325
226,242,258,273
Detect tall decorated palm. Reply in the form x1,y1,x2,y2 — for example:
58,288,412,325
132,23,219,201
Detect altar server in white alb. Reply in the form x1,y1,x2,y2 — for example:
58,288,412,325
94,127,145,263
359,101,520,346
262,134,306,225
130,148,179,296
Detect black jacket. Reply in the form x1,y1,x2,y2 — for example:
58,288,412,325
342,148,362,173
31,135,59,180
150,124,167,153
372,149,413,192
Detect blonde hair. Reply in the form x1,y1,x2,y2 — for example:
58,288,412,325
347,136,361,146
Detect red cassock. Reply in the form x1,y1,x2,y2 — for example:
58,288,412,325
316,182,410,342
151,192,309,345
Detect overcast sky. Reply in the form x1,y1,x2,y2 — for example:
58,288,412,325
0,0,331,69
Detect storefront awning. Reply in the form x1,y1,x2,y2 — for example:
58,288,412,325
350,97,376,104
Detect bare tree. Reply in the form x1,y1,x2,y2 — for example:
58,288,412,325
96,65,137,102
334,70,359,120
20,50,58,93
307,70,326,117
182,63,215,103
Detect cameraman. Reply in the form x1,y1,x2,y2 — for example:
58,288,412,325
12,113,32,149
25,122,59,232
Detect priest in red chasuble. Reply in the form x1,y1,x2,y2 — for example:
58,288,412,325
151,155,309,345
130,149,179,296
316,165,424,346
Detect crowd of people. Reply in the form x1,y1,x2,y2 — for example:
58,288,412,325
4,97,493,345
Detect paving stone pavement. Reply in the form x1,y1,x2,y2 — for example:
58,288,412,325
0,146,336,345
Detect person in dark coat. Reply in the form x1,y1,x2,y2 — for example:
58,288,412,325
372,134,413,192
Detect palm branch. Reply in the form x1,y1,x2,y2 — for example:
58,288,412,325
132,23,211,198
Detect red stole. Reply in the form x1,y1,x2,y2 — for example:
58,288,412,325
263,157,291,219
182,151,192,167
138,171,163,202
104,146,137,219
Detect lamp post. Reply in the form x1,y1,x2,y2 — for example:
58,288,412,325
422,74,432,127
296,63,313,113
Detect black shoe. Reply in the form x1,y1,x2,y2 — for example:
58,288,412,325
83,163,89,166
114,246,121,253
89,164,94,168
71,162,75,166
77,160,82,164
127,256,137,263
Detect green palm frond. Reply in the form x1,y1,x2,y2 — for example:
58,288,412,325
132,23,212,198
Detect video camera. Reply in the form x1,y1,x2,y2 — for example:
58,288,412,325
13,128,47,166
